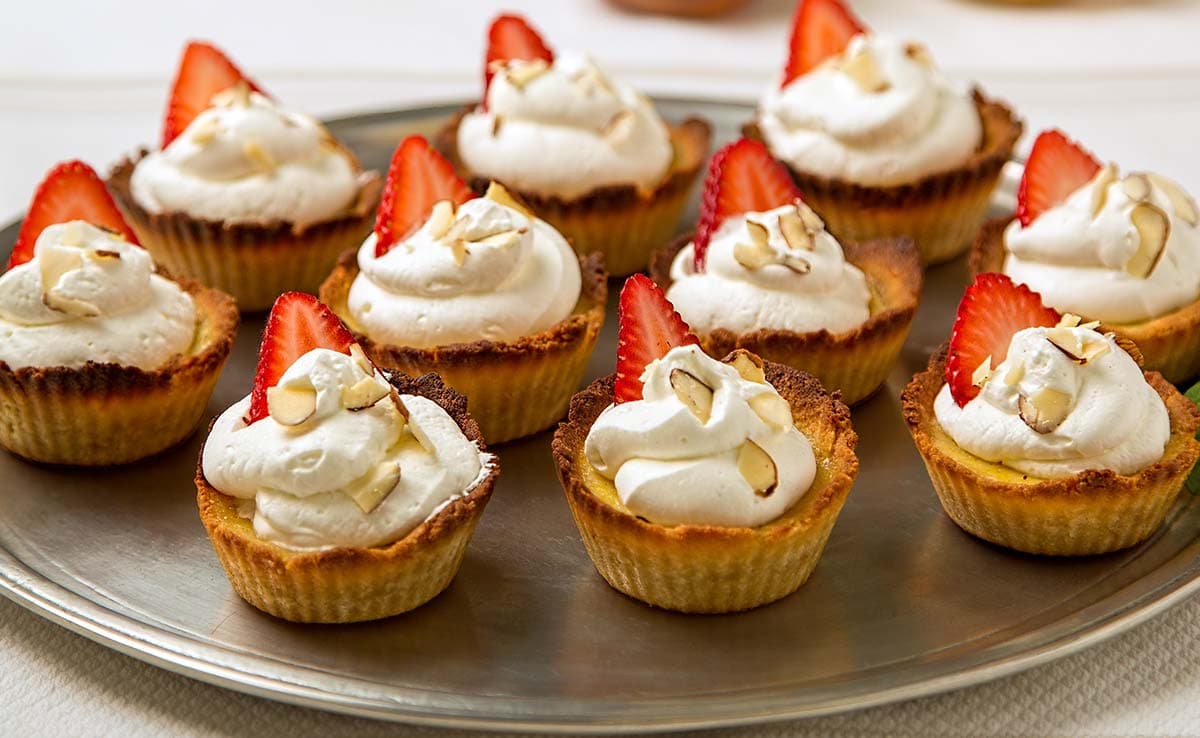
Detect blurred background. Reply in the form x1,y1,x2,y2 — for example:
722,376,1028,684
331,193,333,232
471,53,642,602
2,0,1200,219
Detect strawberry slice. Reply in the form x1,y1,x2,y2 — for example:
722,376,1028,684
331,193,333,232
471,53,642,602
781,0,868,87
693,138,803,271
162,41,265,149
373,136,476,257
614,274,700,404
245,292,357,425
7,160,139,271
484,14,554,105
1016,129,1102,227
946,273,1061,407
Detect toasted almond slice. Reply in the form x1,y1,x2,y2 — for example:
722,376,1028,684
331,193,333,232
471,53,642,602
1057,313,1082,328
750,393,793,429
733,239,776,270
724,349,766,384
779,208,814,252
492,116,503,137
1045,327,1086,362
1004,360,1025,386
1145,172,1199,226
600,110,636,142
243,139,276,173
1078,339,1110,364
746,220,770,247
396,397,434,453
472,229,521,250
670,369,714,423
1120,173,1152,202
506,58,550,89
1089,164,1118,218
58,221,84,248
189,116,222,145
1125,202,1171,278
1018,387,1072,434
349,343,374,375
781,253,812,274
343,377,389,411
448,239,469,266
1079,320,1101,330
738,440,778,497
1110,333,1145,366
344,462,402,514
483,181,535,218
426,200,456,240
797,201,824,232
267,385,317,426
90,249,121,261
43,292,100,317
840,47,889,92
971,356,992,388
904,42,934,67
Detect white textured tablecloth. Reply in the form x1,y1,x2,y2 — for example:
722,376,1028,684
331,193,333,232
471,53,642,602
4,1,1200,735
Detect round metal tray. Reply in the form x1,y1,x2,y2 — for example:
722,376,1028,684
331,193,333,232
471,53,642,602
2,99,1199,734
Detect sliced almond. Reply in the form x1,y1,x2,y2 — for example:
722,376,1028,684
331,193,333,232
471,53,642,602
797,202,825,232
211,80,251,108
483,181,535,218
746,220,770,247
1045,327,1085,361
1120,173,1152,202
1004,360,1025,387
904,42,934,67
737,440,778,497
724,349,766,384
43,292,99,317
1079,320,1101,331
1056,313,1082,328
600,110,636,142
349,343,374,375
90,249,121,261
971,356,992,388
343,377,389,411
505,58,550,89
1145,172,1199,226
267,386,317,426
447,239,469,266
839,47,889,93
243,139,276,173
781,253,812,274
733,239,776,270
58,221,84,248
1077,339,1110,364
396,397,434,453
669,369,714,423
38,249,99,316
749,393,793,429
1089,164,1118,218
189,116,222,145
492,116,504,137
779,208,814,252
426,200,456,240
1125,202,1171,278
344,462,402,514
1018,387,1072,434
472,229,522,250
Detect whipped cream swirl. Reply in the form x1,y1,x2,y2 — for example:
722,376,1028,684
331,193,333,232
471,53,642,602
757,34,982,186
585,345,816,527
457,53,673,199
202,348,493,551
0,221,196,370
347,197,581,348
1003,168,1200,323
668,202,871,335
132,88,360,226
935,325,1169,478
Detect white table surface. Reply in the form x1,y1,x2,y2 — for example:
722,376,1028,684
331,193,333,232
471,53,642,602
4,1,1200,735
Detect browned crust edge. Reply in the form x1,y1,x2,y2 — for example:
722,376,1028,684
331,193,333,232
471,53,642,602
551,362,859,546
195,371,499,569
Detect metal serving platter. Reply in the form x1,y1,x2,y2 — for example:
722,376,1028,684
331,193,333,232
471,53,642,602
2,99,1200,734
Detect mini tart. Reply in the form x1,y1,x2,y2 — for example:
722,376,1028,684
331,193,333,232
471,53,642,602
552,362,859,613
320,251,607,444
649,234,922,405
108,150,382,312
744,90,1022,266
902,347,1200,556
972,216,1200,385
438,110,711,277
196,372,498,624
0,272,238,466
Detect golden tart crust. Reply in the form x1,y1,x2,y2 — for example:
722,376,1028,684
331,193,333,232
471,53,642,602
745,90,1022,266
108,151,382,312
649,233,922,405
320,251,607,443
438,108,712,276
0,271,238,465
972,215,1200,385
552,360,859,613
902,347,1200,556
196,372,498,624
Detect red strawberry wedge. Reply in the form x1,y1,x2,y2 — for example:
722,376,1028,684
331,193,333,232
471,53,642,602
694,138,803,271
484,14,554,104
614,274,700,404
7,160,139,271
373,136,476,258
245,292,357,425
946,273,1061,407
1016,129,1102,227
162,41,265,149
781,0,868,87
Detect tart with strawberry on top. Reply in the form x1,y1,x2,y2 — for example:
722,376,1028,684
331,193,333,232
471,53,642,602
197,292,498,623
0,160,237,465
436,13,711,276
552,275,858,613
108,41,381,311
743,0,1021,265
971,129,1200,384
320,136,606,443
902,273,1200,556
648,138,921,405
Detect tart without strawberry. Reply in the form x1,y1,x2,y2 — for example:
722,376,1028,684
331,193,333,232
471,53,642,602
970,129,1200,384
435,13,712,276
0,160,237,465
196,292,498,623
744,0,1022,265
107,40,382,311
648,138,922,405
320,136,607,443
902,273,1200,555
552,275,859,613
